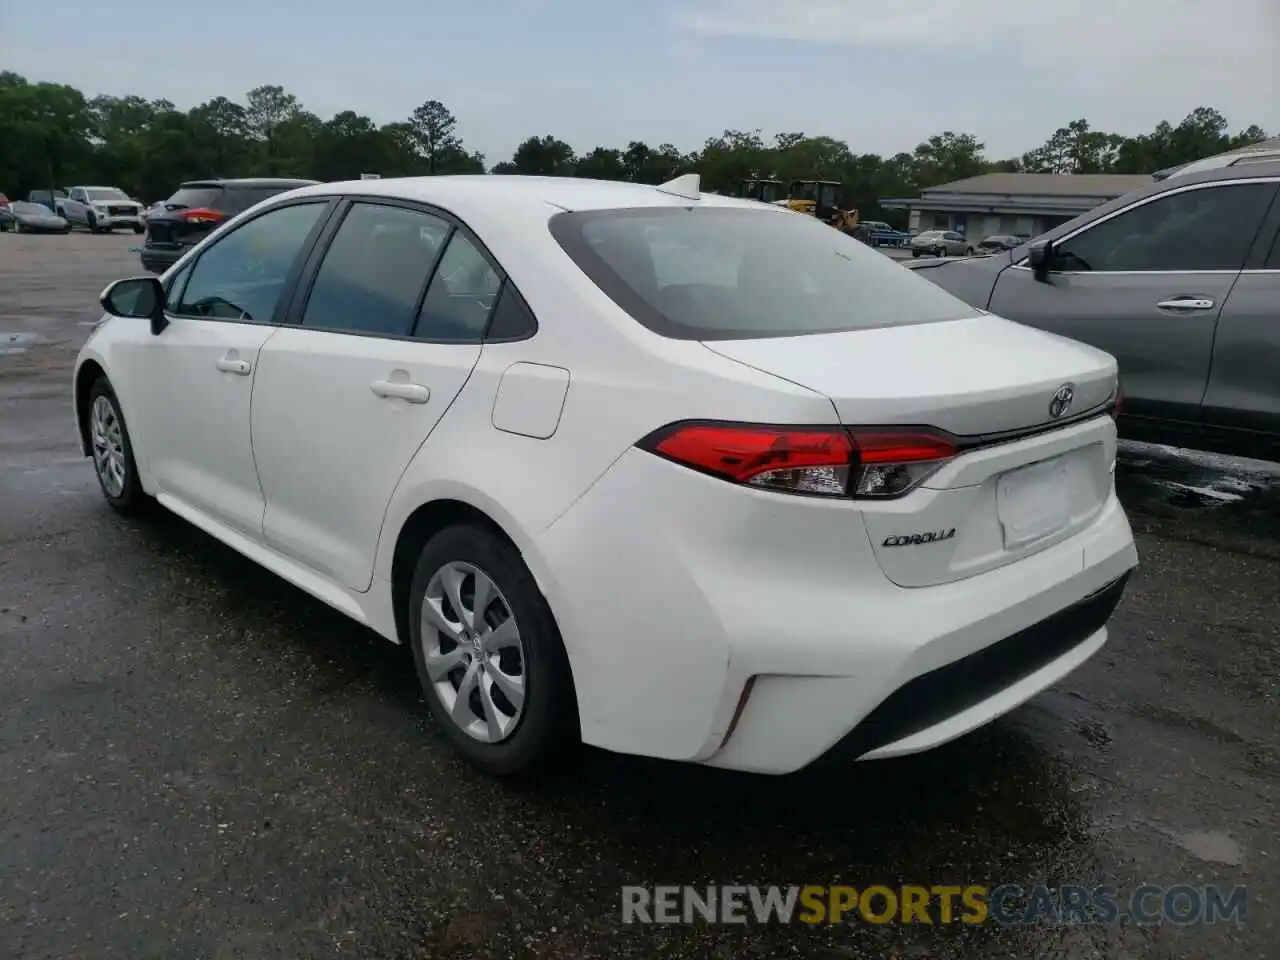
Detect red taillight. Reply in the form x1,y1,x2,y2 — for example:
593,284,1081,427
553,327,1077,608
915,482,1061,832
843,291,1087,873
1112,386,1124,417
640,422,955,498
847,429,957,497
182,207,225,224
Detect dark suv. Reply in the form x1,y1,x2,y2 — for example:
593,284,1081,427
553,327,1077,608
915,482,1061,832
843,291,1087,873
140,178,318,273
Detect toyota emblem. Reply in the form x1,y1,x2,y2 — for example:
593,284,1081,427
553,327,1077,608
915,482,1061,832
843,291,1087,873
1049,384,1074,419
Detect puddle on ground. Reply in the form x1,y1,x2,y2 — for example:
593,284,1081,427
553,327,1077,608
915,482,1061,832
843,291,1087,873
1116,440,1280,524
0,331,39,356
1172,830,1244,866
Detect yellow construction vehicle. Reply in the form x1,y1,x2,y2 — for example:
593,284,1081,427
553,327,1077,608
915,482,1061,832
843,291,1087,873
737,178,787,204
786,179,860,232
738,177,860,232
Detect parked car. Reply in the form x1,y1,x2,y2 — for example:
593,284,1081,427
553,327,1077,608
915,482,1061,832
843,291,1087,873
28,189,69,213
59,186,145,233
0,193,12,231
139,178,318,273
75,173,1137,777
910,230,975,258
904,160,1280,461
860,220,910,248
7,201,71,234
976,235,1022,253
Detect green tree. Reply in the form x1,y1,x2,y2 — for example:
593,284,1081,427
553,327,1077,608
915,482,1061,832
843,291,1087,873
409,100,463,174
509,135,576,176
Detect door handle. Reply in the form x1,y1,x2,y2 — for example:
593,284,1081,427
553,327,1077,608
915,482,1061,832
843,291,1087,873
1156,297,1215,311
370,380,430,404
215,357,251,375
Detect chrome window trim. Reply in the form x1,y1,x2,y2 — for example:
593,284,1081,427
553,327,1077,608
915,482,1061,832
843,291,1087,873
1012,175,1280,272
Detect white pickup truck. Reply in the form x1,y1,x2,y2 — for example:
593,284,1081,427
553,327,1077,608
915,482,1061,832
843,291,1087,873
58,186,145,234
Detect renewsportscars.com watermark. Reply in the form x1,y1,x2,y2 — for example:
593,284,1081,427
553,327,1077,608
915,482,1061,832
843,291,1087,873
621,884,1249,926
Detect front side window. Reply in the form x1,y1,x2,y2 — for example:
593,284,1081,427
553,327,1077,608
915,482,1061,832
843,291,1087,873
176,202,325,323
414,232,502,342
164,263,193,312
1051,182,1276,273
302,202,451,337
550,206,979,340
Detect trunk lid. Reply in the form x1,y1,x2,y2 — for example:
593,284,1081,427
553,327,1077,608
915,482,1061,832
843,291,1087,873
702,314,1116,436
702,314,1119,587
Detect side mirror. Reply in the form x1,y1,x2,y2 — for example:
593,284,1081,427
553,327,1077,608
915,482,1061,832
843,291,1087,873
100,276,168,335
1027,240,1054,281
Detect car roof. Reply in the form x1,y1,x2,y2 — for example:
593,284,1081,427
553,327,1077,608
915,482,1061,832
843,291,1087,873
284,174,780,216
1158,142,1280,181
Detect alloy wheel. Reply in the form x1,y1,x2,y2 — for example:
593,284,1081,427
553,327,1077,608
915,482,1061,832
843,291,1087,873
420,561,527,743
90,394,127,497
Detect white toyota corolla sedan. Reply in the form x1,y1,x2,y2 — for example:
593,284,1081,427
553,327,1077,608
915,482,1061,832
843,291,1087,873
74,173,1138,776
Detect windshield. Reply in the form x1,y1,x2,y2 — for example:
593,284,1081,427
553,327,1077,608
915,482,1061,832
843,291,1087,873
164,186,223,211
549,206,980,340
12,202,49,215
916,231,941,239
87,188,129,201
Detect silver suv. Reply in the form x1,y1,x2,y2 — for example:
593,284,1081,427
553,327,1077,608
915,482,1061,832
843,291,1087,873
904,160,1280,461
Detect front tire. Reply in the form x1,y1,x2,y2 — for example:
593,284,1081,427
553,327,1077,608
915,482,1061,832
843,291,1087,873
86,213,99,234
408,524,577,776
133,224,145,235
87,377,147,514
965,247,974,256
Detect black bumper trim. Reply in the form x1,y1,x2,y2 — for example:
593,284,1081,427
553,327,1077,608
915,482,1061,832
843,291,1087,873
826,571,1131,762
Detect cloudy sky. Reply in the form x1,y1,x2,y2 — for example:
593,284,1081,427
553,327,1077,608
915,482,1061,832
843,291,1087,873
2,0,1276,164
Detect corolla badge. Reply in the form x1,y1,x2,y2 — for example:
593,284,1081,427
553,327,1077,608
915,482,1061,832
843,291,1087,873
882,529,956,547
1049,384,1074,419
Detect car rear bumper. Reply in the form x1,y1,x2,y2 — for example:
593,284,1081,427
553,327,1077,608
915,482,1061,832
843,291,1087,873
139,245,184,274
534,445,1138,774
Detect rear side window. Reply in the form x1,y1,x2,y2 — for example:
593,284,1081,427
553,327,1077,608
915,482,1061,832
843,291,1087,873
414,232,502,342
549,207,979,340
303,202,451,337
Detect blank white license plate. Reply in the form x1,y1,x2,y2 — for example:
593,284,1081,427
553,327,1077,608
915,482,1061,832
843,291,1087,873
996,455,1072,548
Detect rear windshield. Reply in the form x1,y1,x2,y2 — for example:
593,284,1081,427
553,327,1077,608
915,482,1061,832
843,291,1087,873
165,184,294,214
549,207,978,340
165,186,224,210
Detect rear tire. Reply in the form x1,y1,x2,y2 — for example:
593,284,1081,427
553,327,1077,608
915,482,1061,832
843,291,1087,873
911,250,920,258
86,377,147,514
408,523,578,776
965,247,974,256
